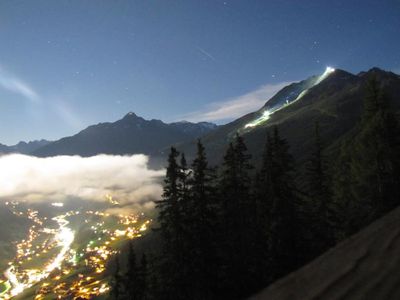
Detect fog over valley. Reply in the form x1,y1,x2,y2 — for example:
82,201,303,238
0,154,164,209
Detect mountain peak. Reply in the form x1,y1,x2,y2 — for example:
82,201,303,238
357,67,399,80
33,112,217,157
123,111,138,119
173,120,190,124
321,68,355,81
120,111,148,124
368,67,386,73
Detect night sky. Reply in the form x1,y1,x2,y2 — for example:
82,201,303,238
0,0,399,144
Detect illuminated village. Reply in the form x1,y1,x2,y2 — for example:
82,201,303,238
0,196,151,299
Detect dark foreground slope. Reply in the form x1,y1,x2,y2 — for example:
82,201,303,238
250,206,400,300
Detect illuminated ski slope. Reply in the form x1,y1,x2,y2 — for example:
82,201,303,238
244,67,335,129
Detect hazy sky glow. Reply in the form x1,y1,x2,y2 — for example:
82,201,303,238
0,0,399,144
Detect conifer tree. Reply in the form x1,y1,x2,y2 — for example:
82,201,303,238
218,134,254,296
351,78,400,220
252,133,274,285
155,147,188,299
178,153,190,246
304,122,335,257
219,142,237,238
256,127,300,281
137,254,148,300
333,77,400,236
110,256,123,300
187,139,218,298
269,127,300,277
179,153,190,207
126,242,140,299
332,139,359,238
156,147,181,245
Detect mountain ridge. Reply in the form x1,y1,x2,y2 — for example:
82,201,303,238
6,67,399,168
171,67,400,166
0,139,51,155
32,114,217,158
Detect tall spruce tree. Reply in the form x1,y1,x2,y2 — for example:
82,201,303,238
351,77,400,220
110,256,123,300
155,147,188,299
126,242,140,299
304,122,335,258
179,153,190,209
178,153,190,252
218,134,254,297
256,127,300,281
156,147,181,249
332,139,359,239
333,77,400,236
253,133,274,285
187,140,218,299
137,254,148,300
270,127,300,277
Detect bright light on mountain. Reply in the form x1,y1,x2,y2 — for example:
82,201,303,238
315,66,335,85
244,110,271,128
243,66,336,130
326,66,335,73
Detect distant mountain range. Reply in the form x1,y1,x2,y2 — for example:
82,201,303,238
31,113,217,158
0,140,51,155
1,67,399,169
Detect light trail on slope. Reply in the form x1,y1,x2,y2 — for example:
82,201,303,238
244,66,335,129
245,110,271,128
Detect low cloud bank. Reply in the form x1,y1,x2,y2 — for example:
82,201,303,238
0,154,165,209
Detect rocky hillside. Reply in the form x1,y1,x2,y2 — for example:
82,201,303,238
250,206,400,300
